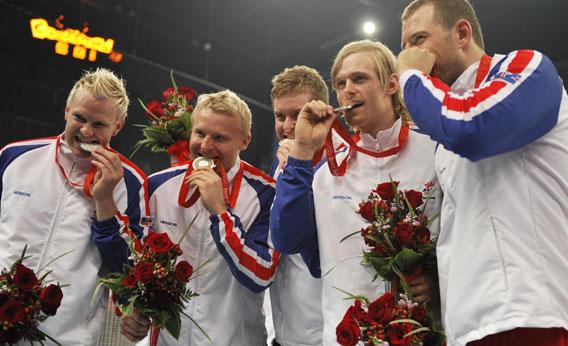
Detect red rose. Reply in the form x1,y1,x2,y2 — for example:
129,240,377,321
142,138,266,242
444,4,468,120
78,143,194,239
178,86,197,102
146,100,164,120
13,264,38,291
404,189,423,209
344,299,367,324
123,275,137,288
393,221,414,246
368,292,394,323
387,322,413,346
0,328,24,344
132,262,154,283
146,232,174,254
40,284,63,316
175,261,193,282
162,87,176,101
361,226,377,247
358,200,375,222
411,305,428,325
336,318,360,346
417,227,431,244
0,299,25,324
373,181,399,201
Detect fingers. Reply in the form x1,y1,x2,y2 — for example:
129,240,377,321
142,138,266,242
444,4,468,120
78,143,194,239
120,311,151,342
91,148,124,179
186,168,219,188
300,100,335,124
409,274,434,305
277,140,292,168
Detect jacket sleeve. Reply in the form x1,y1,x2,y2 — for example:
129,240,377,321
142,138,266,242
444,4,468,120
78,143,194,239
91,165,150,273
269,157,321,278
209,183,280,293
400,50,564,161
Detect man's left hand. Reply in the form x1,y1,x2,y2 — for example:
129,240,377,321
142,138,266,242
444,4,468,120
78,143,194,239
186,168,227,215
409,274,438,305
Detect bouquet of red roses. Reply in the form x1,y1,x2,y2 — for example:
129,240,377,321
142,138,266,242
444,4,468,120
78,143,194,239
97,228,208,345
349,179,438,293
336,290,445,346
133,70,197,166
0,246,64,345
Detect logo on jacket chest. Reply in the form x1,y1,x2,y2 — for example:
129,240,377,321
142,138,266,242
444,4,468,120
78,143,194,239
13,190,32,198
159,219,177,227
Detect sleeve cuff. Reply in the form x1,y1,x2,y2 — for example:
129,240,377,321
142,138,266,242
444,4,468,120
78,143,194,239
286,156,314,169
399,69,423,89
93,216,120,235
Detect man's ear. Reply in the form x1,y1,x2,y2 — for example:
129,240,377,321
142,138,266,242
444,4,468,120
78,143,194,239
112,119,125,137
240,134,251,150
385,74,400,96
456,19,473,48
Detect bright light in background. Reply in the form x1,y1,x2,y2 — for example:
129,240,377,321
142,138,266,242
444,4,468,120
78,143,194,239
362,21,376,35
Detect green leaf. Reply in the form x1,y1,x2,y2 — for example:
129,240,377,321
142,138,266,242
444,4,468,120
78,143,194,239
165,310,182,340
367,256,395,281
394,248,423,272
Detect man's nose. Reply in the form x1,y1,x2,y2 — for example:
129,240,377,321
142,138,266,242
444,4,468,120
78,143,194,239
80,124,94,137
283,117,296,134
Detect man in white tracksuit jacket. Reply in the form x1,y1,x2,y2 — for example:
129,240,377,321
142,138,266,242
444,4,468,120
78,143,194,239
399,0,568,344
120,90,280,345
0,69,149,345
270,40,442,346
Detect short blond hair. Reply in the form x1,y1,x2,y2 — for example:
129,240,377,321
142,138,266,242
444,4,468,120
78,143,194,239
331,40,406,120
192,90,252,137
66,68,129,121
271,65,329,104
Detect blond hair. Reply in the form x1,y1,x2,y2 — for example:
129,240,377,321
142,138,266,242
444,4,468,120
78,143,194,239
192,90,252,137
331,40,407,120
271,65,329,104
66,68,129,121
402,0,484,50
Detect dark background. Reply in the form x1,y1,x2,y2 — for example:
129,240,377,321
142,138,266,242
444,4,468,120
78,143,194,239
1,0,567,174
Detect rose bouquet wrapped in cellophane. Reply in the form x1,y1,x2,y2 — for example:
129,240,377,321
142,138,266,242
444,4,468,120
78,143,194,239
96,216,209,345
0,245,66,345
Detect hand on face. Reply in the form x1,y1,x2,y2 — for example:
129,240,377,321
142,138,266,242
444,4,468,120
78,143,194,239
91,146,124,220
276,139,293,169
186,167,227,215
291,100,336,160
120,309,150,342
397,47,437,76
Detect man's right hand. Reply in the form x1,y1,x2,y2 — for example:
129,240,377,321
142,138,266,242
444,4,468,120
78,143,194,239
291,100,336,160
120,309,151,342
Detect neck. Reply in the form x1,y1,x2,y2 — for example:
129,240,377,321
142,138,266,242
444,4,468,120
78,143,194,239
463,45,486,72
361,112,397,138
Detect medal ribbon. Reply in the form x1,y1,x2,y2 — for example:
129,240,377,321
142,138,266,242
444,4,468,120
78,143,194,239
55,136,97,197
324,119,409,176
178,159,244,209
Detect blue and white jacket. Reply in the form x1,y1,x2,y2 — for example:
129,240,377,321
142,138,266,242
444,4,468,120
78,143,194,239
148,157,279,346
400,50,568,345
0,136,148,345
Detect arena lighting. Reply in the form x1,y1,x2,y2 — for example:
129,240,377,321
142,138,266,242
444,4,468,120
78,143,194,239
29,17,123,63
362,21,377,35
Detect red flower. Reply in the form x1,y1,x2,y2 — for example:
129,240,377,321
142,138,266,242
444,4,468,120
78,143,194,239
175,261,193,282
0,328,24,344
417,227,431,244
145,100,164,120
132,262,153,283
387,322,413,346
393,221,414,246
404,189,423,209
178,86,197,102
373,181,399,201
368,292,394,324
361,226,377,247
411,305,428,325
123,275,137,288
336,318,360,346
40,284,63,316
13,264,38,291
146,232,174,254
0,299,25,324
162,87,176,101
358,200,375,222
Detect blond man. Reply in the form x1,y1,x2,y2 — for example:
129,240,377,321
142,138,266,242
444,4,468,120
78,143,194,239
121,90,280,346
0,68,149,345
270,40,441,345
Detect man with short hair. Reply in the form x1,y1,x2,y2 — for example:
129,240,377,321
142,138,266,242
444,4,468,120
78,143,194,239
0,68,149,345
399,0,568,344
270,40,441,345
120,90,280,345
267,65,327,346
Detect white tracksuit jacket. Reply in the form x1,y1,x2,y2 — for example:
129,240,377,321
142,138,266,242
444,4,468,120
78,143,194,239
147,157,279,346
401,50,568,345
0,136,148,345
